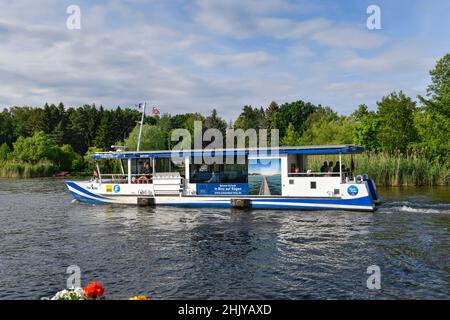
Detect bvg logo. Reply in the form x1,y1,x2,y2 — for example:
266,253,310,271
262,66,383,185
113,185,120,193
347,185,359,196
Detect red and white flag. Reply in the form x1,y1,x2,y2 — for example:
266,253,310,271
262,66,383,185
151,106,160,117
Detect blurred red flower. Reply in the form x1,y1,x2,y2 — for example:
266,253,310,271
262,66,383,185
83,281,105,299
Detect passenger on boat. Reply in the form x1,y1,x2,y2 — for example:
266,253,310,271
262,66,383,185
333,161,340,173
290,163,297,173
137,161,152,183
91,169,99,182
320,161,328,172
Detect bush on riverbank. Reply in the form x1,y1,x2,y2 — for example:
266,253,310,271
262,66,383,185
0,160,57,178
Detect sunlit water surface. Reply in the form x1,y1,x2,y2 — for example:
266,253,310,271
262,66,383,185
0,179,448,299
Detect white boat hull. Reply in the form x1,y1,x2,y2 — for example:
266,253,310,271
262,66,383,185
66,181,376,212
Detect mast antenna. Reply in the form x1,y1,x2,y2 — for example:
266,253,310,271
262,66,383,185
136,102,146,151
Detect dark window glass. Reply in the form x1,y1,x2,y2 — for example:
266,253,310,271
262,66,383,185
189,156,247,183
310,181,316,189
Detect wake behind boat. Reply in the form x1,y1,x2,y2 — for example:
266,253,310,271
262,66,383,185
65,145,380,211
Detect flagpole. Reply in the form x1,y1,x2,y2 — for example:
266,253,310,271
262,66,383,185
137,102,146,151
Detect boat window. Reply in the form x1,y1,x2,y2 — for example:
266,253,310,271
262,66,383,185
287,154,306,175
130,158,153,175
154,157,184,176
97,159,122,174
288,154,348,178
189,156,247,183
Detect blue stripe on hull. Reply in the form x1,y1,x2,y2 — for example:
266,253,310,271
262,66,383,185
65,181,110,199
251,196,373,206
158,197,374,211
158,202,231,208
251,203,373,211
70,191,110,204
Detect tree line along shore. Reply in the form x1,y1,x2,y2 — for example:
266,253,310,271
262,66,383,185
0,55,448,186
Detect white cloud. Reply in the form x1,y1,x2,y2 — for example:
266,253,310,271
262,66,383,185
312,27,386,49
338,43,436,72
191,51,275,68
194,0,322,39
257,17,332,39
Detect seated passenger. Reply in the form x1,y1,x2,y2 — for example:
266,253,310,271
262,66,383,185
137,161,152,183
325,161,333,176
290,164,297,173
333,161,340,173
320,161,328,172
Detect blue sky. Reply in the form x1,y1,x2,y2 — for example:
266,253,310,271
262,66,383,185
0,0,448,120
249,158,281,175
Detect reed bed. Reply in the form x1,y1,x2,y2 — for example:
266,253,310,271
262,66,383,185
307,152,449,186
0,160,57,178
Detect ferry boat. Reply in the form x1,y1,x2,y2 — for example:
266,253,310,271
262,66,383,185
65,145,380,211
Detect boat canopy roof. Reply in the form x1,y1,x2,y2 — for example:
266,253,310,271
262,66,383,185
90,144,364,159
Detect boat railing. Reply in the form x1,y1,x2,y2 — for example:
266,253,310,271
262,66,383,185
97,173,154,184
288,172,341,177
288,171,355,181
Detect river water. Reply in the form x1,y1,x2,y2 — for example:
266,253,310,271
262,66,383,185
0,178,448,300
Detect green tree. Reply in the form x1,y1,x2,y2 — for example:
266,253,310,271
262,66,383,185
94,111,114,150
10,106,33,138
376,91,417,153
12,131,59,163
281,123,301,146
204,109,227,134
26,107,46,135
66,107,89,154
233,105,265,130
125,124,167,151
415,54,450,163
352,105,381,151
270,100,317,137
0,142,11,160
55,144,84,171
298,114,355,145
264,101,279,129
419,53,450,117
0,110,14,147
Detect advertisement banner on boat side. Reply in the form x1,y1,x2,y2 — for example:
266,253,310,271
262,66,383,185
196,183,249,196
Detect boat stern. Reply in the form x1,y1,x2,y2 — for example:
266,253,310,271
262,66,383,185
339,181,376,211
